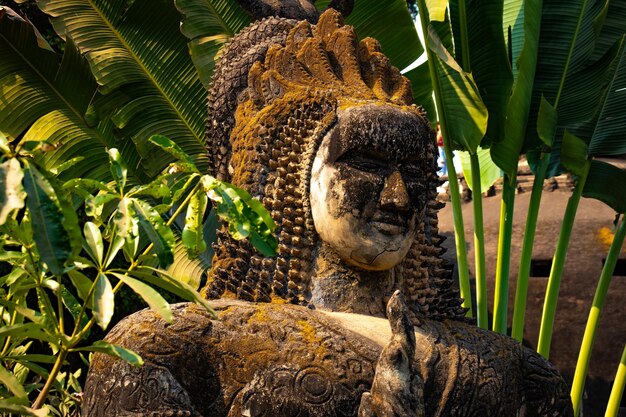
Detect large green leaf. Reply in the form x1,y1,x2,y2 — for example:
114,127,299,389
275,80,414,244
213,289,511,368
22,162,72,276
524,0,620,155
502,0,525,81
0,8,112,181
133,266,216,317
317,0,423,70
450,0,512,146
37,0,208,178
182,188,208,257
426,25,488,153
110,272,173,323
490,0,542,176
583,160,626,213
175,0,250,87
425,0,448,22
588,40,626,156
459,147,502,193
403,61,437,124
537,37,625,176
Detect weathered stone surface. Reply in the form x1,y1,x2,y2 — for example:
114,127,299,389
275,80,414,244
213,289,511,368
83,300,572,416
83,6,574,417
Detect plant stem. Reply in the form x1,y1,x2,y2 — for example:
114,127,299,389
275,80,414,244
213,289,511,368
470,153,487,328
32,347,68,409
455,0,475,319
512,154,549,341
416,0,473,317
446,148,474,316
605,346,626,417
493,172,516,334
537,161,590,358
571,215,626,416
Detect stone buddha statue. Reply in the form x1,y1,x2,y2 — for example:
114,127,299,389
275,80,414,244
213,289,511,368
82,5,573,417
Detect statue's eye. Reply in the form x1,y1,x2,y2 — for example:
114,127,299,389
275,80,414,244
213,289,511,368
337,151,388,174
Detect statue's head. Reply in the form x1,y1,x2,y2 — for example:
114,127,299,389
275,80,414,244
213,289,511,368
310,104,429,271
204,9,465,321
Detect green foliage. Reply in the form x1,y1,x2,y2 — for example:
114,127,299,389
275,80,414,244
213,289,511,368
0,132,276,411
417,0,625,412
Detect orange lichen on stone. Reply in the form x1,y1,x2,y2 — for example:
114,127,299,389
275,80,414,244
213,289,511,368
248,305,272,324
297,319,321,344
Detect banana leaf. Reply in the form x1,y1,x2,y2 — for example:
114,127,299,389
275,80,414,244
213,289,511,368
490,0,542,176
176,0,250,87
450,0,513,147
0,8,112,181
37,0,208,178
524,0,626,174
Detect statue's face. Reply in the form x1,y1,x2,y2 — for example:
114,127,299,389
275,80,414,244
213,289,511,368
310,104,430,270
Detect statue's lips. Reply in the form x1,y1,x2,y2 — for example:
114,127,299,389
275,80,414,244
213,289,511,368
371,214,409,235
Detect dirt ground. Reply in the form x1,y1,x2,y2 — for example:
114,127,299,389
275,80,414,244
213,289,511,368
438,187,626,417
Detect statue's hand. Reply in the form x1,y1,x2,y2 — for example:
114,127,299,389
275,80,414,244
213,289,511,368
358,291,425,417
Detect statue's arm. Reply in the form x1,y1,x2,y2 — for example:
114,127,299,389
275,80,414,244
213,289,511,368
358,291,425,417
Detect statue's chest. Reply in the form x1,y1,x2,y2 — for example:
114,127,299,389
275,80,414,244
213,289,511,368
208,304,380,417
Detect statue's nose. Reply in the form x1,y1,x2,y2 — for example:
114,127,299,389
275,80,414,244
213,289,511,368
379,170,410,212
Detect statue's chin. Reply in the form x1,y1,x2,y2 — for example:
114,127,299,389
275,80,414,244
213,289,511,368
339,243,412,271
324,228,414,271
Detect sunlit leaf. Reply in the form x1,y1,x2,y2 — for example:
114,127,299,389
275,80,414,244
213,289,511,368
0,158,26,225
110,272,172,323
72,341,143,367
134,267,216,317
149,135,196,167
83,222,104,266
0,323,56,344
426,0,448,22
182,188,208,257
107,148,127,193
0,364,28,401
427,25,488,153
459,146,502,193
92,272,114,330
0,399,48,417
132,199,175,268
